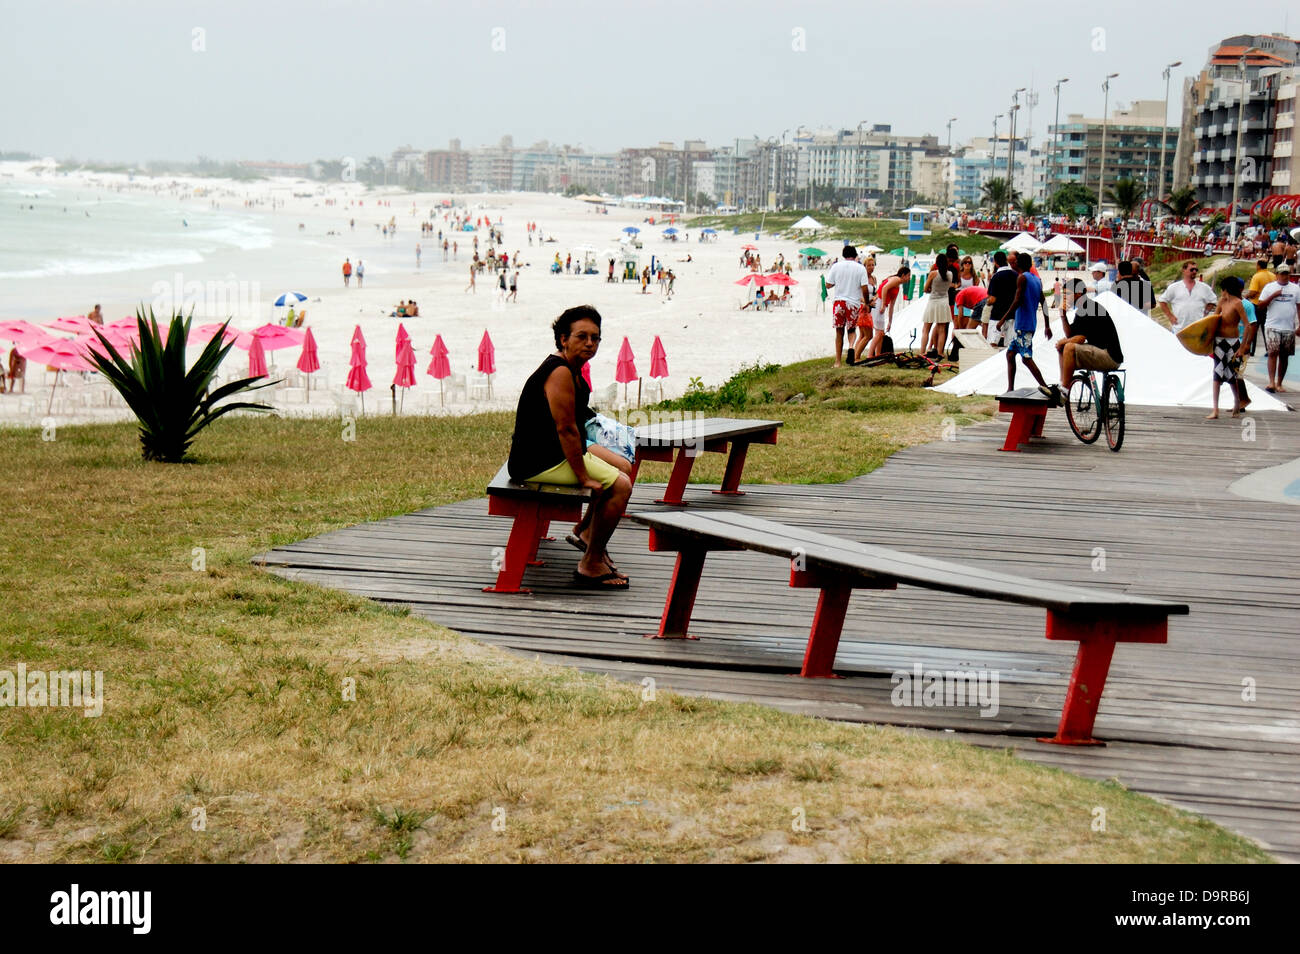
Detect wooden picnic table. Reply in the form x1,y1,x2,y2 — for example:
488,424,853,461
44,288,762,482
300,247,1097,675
633,417,782,504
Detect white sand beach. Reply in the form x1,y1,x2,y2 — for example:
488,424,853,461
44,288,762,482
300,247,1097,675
1,162,858,424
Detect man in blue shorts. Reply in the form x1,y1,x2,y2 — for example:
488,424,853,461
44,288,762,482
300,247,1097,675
998,251,1054,396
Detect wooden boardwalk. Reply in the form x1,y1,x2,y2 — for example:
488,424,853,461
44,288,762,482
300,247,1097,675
257,406,1300,861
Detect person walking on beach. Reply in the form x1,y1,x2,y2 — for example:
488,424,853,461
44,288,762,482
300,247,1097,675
443,239,449,261
342,258,352,287
825,244,869,368
453,240,458,260
465,263,477,294
356,260,364,288
999,251,1053,395
509,269,519,302
416,243,422,269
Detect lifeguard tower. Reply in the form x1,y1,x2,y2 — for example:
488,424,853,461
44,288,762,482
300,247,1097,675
900,207,932,240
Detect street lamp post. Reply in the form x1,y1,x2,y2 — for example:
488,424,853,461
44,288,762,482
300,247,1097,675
1098,73,1119,216
1229,54,1248,241
856,120,868,211
1158,61,1181,202
1051,77,1069,207
945,117,957,206
1007,88,1026,198
990,115,1000,214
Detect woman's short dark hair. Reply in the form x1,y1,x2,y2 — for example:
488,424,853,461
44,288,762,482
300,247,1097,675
552,305,602,347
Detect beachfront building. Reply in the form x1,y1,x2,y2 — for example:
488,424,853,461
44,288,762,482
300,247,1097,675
559,153,620,194
1049,100,1178,209
912,154,950,206
425,142,469,190
802,126,940,211
1173,35,1300,210
951,137,1035,209
388,146,426,184
615,142,712,204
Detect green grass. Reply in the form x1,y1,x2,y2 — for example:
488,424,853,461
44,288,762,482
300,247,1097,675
0,365,1272,863
686,211,1002,255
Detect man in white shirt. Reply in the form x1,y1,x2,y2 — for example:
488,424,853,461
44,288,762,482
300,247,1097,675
1258,263,1300,392
825,244,869,367
1157,261,1217,332
1089,262,1114,295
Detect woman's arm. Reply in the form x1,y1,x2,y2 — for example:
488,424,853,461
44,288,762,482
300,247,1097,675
543,366,597,488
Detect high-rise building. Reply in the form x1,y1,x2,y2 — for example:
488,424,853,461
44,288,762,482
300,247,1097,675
1049,100,1178,207
1175,34,1300,211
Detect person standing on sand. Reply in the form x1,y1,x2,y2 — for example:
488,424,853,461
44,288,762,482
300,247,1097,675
453,240,458,260
416,243,422,269
466,263,477,294
88,304,103,325
509,269,519,302
999,251,1054,395
356,260,364,288
443,239,449,261
342,259,352,287
825,244,869,368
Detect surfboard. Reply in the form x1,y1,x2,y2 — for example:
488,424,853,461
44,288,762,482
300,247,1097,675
1176,313,1219,356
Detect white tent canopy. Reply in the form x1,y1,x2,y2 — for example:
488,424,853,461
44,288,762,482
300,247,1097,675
1036,234,1087,255
932,292,1289,411
1001,232,1041,253
791,215,825,231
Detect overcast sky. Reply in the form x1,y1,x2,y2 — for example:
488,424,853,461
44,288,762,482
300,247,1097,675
2,0,1293,163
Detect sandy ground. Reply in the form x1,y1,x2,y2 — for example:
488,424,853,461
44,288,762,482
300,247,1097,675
2,166,858,425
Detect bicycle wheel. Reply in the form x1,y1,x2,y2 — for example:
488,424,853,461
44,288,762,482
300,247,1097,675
1103,374,1125,452
1065,373,1101,443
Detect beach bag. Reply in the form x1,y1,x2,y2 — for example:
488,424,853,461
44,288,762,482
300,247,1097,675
881,334,894,355
584,413,636,464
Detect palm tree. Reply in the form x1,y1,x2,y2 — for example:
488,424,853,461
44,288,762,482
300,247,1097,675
1104,178,1146,224
1019,198,1042,218
1160,186,1201,221
981,177,1019,216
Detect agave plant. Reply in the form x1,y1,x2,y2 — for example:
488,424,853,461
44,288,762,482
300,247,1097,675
88,308,274,462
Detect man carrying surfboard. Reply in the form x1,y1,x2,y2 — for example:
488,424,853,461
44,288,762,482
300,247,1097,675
1204,277,1250,420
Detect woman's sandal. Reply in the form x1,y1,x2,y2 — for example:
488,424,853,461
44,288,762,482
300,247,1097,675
572,570,629,589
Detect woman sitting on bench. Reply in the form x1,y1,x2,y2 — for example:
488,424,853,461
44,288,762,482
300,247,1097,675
508,305,633,588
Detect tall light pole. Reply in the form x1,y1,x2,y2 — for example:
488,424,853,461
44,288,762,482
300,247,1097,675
1007,88,1026,198
990,115,1000,212
945,117,957,206
1097,73,1119,216
1229,54,1249,241
1051,77,1069,206
1157,61,1181,202
856,120,868,210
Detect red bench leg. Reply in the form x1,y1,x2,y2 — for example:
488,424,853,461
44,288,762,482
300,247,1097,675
657,446,696,505
999,408,1033,451
650,547,706,640
484,499,541,594
799,581,853,677
713,440,750,495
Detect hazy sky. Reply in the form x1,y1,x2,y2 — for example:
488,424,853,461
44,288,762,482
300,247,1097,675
2,0,1293,163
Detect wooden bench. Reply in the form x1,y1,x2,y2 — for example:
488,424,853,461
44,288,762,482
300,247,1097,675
997,388,1052,452
484,464,593,593
484,417,782,592
633,417,782,505
627,510,1188,746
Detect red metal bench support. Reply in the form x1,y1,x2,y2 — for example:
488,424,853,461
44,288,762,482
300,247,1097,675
645,528,740,638
1038,611,1169,745
998,399,1048,452
790,568,897,678
484,494,584,594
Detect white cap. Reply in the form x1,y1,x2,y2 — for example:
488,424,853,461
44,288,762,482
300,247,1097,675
1089,262,1107,273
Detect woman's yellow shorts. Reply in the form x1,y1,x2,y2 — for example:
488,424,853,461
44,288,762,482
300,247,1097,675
527,452,621,490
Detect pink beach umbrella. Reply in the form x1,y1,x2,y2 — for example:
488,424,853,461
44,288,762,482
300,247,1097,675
189,322,239,348
649,335,669,399
427,334,451,406
393,336,417,413
250,323,305,352
44,315,99,335
18,336,96,414
477,330,495,399
296,327,320,400
247,336,269,378
346,324,372,412
615,336,639,405
0,319,49,346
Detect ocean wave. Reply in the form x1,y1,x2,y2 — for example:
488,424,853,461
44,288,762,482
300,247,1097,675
0,248,206,279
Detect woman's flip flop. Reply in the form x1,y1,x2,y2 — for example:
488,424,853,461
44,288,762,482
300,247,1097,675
571,570,629,589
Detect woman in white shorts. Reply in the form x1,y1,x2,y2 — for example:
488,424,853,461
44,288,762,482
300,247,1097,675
922,252,957,356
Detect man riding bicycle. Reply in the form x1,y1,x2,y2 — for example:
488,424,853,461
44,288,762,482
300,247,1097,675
1056,278,1124,384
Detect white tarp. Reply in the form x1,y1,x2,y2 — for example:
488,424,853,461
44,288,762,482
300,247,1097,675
931,291,1289,411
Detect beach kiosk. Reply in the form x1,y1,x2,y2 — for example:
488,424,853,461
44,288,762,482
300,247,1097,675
900,207,932,240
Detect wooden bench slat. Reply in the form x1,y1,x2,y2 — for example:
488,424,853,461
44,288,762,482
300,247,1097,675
628,510,1188,617
634,418,782,445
